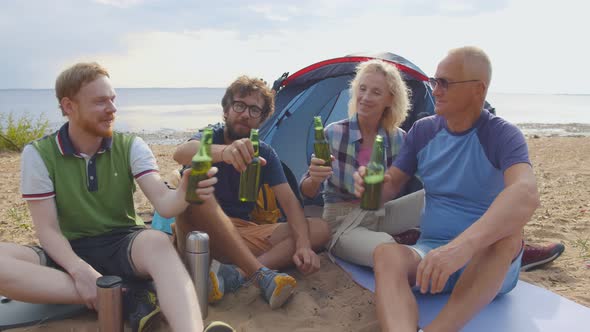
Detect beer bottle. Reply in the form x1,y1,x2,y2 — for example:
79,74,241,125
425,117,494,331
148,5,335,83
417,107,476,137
360,135,385,210
313,116,331,166
185,128,213,204
238,129,261,202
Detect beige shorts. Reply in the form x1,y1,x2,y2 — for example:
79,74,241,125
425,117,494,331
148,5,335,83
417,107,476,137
325,190,425,267
172,208,282,258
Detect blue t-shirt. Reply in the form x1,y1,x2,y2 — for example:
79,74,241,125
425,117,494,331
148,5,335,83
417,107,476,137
192,124,287,220
393,110,530,242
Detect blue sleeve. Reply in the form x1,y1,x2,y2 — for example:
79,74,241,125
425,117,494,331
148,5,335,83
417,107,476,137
392,116,443,176
260,142,287,187
188,124,224,142
190,132,202,141
393,122,420,176
498,126,530,171
478,117,531,172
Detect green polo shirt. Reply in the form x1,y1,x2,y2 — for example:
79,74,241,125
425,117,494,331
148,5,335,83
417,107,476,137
30,123,144,240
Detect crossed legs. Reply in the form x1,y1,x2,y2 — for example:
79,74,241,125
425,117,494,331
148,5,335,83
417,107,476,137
175,199,330,275
325,190,424,268
257,217,330,270
174,200,264,277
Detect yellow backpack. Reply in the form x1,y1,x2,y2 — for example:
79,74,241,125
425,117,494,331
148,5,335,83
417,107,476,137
250,184,283,224
249,162,304,224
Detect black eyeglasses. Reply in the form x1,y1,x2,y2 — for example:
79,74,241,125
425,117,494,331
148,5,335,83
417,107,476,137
231,100,264,119
428,77,480,91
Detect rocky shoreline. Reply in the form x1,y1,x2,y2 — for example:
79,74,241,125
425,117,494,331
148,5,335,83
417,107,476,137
133,123,590,145
518,123,590,137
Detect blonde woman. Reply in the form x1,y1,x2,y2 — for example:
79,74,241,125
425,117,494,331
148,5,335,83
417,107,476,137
300,59,424,267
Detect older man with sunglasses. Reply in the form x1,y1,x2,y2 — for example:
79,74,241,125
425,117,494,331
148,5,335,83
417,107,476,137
355,46,540,332
173,76,330,309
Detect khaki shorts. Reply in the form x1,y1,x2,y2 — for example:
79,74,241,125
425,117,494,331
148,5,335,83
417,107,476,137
230,218,281,257
172,208,281,258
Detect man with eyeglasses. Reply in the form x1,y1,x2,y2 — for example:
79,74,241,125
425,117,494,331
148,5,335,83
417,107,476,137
173,76,330,309
355,46,541,331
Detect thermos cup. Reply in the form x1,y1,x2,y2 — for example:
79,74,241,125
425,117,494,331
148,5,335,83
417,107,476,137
96,275,124,332
184,231,210,319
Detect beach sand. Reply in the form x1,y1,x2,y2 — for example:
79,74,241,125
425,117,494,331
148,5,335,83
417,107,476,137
1,136,589,331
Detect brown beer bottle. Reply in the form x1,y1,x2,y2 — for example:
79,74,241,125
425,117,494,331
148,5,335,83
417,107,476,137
185,128,213,204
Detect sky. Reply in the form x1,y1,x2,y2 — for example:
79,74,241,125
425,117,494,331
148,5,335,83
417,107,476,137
1,0,588,94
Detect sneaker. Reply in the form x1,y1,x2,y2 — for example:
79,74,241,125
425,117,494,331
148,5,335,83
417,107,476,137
204,321,236,332
521,243,565,272
123,284,162,332
250,267,296,309
208,260,245,303
392,228,421,245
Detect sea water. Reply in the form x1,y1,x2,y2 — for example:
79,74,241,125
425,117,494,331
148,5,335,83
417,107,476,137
1,89,589,144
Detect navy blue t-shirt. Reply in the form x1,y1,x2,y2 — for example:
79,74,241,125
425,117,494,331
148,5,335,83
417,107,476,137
191,124,287,220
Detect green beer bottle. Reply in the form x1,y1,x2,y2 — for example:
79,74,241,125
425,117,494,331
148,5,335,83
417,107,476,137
360,135,385,210
185,128,213,204
238,129,261,202
313,116,331,166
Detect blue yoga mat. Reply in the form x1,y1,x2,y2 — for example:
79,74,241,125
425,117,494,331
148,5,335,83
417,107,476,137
334,257,589,331
0,299,88,330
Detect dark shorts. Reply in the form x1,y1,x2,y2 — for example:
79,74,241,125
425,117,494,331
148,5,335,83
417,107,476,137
29,226,148,280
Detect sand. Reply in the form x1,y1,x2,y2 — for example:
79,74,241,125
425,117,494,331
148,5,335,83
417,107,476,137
0,136,589,331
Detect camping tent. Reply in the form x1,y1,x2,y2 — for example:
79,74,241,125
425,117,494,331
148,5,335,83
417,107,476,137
259,52,435,187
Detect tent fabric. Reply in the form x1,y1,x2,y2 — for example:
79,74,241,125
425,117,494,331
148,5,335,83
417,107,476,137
259,52,435,194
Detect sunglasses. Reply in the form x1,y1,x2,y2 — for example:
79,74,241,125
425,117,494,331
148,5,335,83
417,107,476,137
428,77,480,91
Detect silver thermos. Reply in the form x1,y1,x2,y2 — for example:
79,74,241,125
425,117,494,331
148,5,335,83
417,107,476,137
184,231,209,319
96,275,124,332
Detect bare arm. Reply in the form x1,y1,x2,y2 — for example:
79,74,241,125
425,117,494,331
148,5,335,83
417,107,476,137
173,140,229,165
274,183,311,248
300,176,322,199
300,156,333,199
136,167,218,218
452,162,540,253
273,183,320,275
28,199,101,309
415,163,539,294
381,166,412,204
173,138,263,172
173,140,200,165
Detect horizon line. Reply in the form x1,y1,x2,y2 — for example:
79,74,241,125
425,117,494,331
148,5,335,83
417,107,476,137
0,88,589,96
